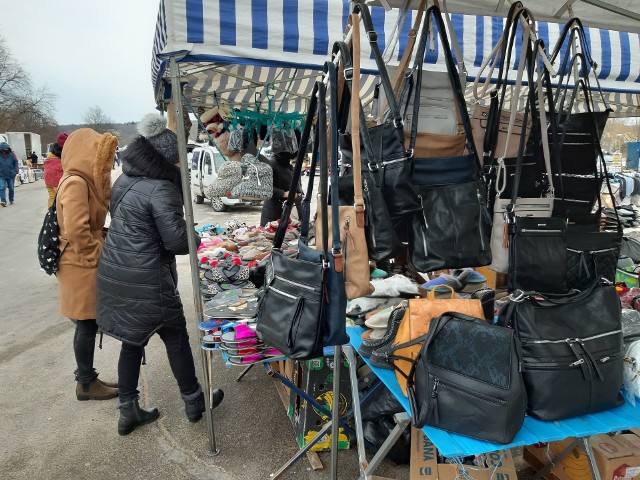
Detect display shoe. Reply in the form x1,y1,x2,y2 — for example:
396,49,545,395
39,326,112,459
97,377,119,389
184,390,224,422
76,379,119,401
118,399,160,435
369,343,395,370
359,304,407,358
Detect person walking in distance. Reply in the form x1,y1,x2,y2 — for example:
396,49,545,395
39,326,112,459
56,128,120,401
0,142,19,206
97,113,223,436
44,133,68,208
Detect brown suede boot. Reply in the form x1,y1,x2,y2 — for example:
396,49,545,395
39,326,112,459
76,380,119,401
97,378,118,389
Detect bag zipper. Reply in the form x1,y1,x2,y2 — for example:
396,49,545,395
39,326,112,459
269,286,298,300
276,276,317,292
477,190,486,250
567,247,618,254
430,376,504,406
524,353,621,369
519,228,564,234
363,180,378,249
418,195,428,255
523,329,622,345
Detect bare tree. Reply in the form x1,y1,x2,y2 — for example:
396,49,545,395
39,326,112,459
0,36,58,134
82,105,113,127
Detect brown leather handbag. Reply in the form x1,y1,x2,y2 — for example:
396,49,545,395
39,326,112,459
391,286,484,395
316,18,373,300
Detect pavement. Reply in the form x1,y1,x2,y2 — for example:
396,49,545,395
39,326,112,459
0,170,408,480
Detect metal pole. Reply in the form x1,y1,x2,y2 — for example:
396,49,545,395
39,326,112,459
330,346,342,480
169,56,219,455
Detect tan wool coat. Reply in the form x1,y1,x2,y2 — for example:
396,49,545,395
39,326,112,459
56,128,117,320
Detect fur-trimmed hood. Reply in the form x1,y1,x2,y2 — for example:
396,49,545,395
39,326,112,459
61,128,117,206
122,135,181,187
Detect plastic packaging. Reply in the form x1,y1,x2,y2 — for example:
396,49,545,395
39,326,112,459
624,340,640,406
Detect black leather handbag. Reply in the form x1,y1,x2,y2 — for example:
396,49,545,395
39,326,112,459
341,4,420,229
499,282,624,421
258,81,348,359
333,39,404,261
402,312,526,444
407,6,491,272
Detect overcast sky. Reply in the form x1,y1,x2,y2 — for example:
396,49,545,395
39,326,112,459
2,0,160,125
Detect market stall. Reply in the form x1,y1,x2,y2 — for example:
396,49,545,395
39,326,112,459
151,1,640,478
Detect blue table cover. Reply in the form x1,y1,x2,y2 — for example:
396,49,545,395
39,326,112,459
348,326,640,458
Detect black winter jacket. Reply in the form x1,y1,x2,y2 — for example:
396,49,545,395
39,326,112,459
96,136,194,346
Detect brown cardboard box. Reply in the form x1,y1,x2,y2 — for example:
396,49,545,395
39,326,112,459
410,428,517,480
524,432,640,480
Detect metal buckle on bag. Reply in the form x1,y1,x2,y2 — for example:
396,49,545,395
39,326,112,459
509,290,528,302
393,118,404,129
367,31,378,43
343,67,354,81
406,149,414,159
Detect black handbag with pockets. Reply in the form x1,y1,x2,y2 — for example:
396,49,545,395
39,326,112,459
403,312,526,444
408,5,491,272
499,282,624,420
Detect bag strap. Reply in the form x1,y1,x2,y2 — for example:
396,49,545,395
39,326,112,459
275,84,318,249
352,3,405,134
408,5,478,167
317,80,332,260
110,178,143,216
323,62,344,258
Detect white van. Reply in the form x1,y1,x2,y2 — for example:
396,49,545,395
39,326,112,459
190,146,261,212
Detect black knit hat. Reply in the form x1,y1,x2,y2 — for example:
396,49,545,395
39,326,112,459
137,113,178,163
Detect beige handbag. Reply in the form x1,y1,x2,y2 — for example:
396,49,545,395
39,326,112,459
391,287,484,395
316,16,373,300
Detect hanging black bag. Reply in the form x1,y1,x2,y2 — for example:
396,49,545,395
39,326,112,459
407,5,491,272
332,35,404,261
402,312,526,444
258,81,348,359
499,282,624,421
340,3,420,230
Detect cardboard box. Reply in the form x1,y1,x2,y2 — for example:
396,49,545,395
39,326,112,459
524,432,640,480
288,356,352,451
410,428,517,480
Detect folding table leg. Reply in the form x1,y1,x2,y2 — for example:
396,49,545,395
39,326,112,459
363,413,411,479
235,364,253,382
581,437,603,480
531,440,579,480
344,345,369,478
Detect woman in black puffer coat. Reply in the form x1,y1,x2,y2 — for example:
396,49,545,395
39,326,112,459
97,114,223,436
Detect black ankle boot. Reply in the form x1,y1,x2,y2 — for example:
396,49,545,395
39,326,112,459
118,399,160,436
184,389,224,423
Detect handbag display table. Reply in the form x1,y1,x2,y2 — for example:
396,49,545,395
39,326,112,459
347,326,640,479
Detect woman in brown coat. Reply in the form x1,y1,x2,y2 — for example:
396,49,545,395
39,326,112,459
56,128,119,401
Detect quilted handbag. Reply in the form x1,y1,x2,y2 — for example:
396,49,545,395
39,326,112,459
404,312,527,444
207,160,243,198
499,282,624,420
389,286,484,395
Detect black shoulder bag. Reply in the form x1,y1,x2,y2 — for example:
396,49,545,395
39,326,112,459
403,312,526,444
499,281,624,420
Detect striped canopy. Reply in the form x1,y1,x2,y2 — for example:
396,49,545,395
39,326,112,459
152,0,640,116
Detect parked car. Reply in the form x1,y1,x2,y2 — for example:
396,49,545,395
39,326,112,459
190,146,262,212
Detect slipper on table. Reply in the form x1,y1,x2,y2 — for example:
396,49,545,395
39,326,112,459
422,268,486,293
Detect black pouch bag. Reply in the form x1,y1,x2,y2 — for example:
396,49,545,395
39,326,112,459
258,81,348,358
340,4,420,227
333,40,404,261
403,312,526,444
499,282,624,421
407,5,491,272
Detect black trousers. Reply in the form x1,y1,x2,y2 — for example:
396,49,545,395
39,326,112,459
73,320,99,384
118,324,199,404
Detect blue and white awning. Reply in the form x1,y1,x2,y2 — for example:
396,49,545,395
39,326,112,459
151,0,640,115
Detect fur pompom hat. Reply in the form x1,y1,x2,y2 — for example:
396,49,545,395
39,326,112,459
137,113,178,164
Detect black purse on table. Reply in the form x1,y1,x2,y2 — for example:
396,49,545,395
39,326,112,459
403,312,526,444
499,282,624,421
